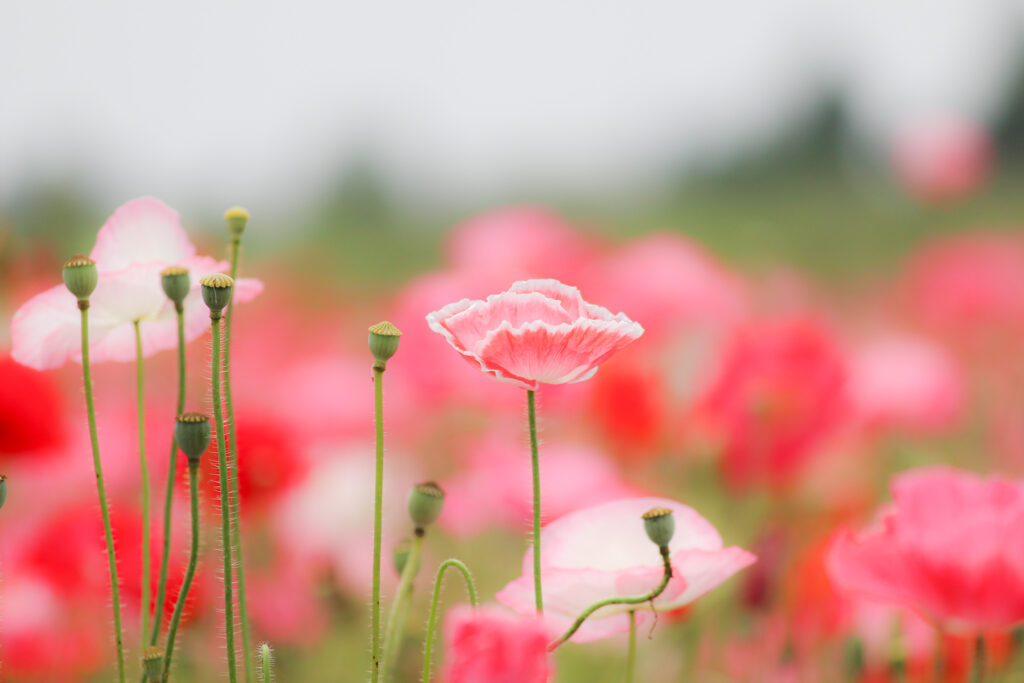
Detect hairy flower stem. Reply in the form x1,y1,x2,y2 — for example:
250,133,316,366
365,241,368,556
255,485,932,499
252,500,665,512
970,637,986,683
526,389,543,613
257,644,275,683
80,303,127,683
212,316,239,683
161,463,200,683
371,365,386,683
135,320,152,650
150,307,186,647
381,532,423,680
224,236,254,683
549,546,673,650
625,610,637,683
422,559,479,683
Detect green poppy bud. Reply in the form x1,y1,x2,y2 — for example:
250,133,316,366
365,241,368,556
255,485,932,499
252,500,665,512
393,539,412,575
175,413,212,466
160,265,191,310
62,255,98,302
142,646,164,681
200,273,234,319
642,507,675,548
224,206,250,238
368,321,401,370
408,481,445,530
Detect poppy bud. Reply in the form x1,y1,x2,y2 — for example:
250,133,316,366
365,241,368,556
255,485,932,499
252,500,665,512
142,646,164,681
62,255,98,301
225,206,250,238
161,265,191,310
200,273,234,319
642,507,675,548
368,321,401,370
176,413,212,466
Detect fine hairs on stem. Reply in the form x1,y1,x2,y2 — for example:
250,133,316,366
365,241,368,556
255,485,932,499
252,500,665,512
161,462,201,682
134,320,152,649
421,559,478,683
223,209,254,683
257,643,275,683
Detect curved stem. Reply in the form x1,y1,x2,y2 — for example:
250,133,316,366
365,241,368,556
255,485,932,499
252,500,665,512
81,304,127,683
161,463,200,683
224,237,254,683
625,611,636,683
549,546,672,651
371,365,386,683
526,389,543,614
212,316,239,683
135,321,151,647
970,636,986,683
382,533,423,680
150,308,186,647
422,559,478,683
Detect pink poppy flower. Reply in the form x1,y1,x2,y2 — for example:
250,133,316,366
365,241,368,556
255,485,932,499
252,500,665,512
443,605,553,683
11,197,262,370
827,466,1024,633
426,279,643,390
892,115,992,203
847,334,964,434
695,316,849,490
496,497,755,642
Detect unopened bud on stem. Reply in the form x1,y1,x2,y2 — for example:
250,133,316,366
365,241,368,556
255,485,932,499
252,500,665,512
368,321,401,370
200,273,234,319
408,481,445,530
62,255,98,302
161,266,191,310
642,507,675,548
176,413,212,466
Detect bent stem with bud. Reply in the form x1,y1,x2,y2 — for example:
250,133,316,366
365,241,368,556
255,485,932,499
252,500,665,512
369,321,401,683
203,273,239,683
150,266,190,647
223,207,254,683
65,255,127,683
548,508,676,651
422,559,479,683
381,482,446,679
162,413,210,682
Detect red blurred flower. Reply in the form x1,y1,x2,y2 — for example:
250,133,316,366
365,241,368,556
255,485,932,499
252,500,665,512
586,347,667,459
0,353,66,458
696,317,849,490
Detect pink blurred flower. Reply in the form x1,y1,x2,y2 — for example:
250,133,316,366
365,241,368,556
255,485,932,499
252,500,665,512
828,466,1024,633
496,497,755,642
580,233,746,339
426,279,643,390
892,115,992,203
441,435,640,536
847,334,964,434
11,197,262,370
443,605,553,683
695,316,849,490
445,207,599,283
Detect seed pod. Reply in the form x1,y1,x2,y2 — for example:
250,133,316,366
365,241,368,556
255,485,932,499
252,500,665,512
200,273,234,319
642,507,675,548
160,265,191,309
175,413,212,465
62,255,98,301
368,321,401,369
408,481,445,529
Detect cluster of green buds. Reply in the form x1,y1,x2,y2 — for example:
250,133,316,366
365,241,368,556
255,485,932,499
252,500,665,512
175,413,212,467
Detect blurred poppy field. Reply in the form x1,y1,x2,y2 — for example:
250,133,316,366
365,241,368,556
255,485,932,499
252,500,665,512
3,140,1024,683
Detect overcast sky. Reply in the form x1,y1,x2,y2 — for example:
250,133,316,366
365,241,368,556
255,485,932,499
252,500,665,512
3,0,1024,212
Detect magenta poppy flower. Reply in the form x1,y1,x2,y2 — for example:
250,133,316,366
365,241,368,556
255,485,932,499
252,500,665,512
426,279,643,390
444,605,553,683
496,497,756,642
11,197,262,370
828,466,1024,632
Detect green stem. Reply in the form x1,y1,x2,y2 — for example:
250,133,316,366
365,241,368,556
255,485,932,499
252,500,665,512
549,546,673,650
212,316,239,683
625,611,636,683
371,365,386,683
135,320,151,650
526,389,543,614
150,308,186,647
970,636,986,683
161,463,200,683
422,559,478,683
224,236,254,683
258,644,275,683
381,533,423,680
81,304,127,683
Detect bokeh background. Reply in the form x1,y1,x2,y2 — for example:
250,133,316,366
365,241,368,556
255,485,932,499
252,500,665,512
6,1,1024,681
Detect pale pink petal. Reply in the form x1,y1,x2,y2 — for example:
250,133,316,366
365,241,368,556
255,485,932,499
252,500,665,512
444,292,575,351
90,197,195,271
10,284,86,370
507,279,588,320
